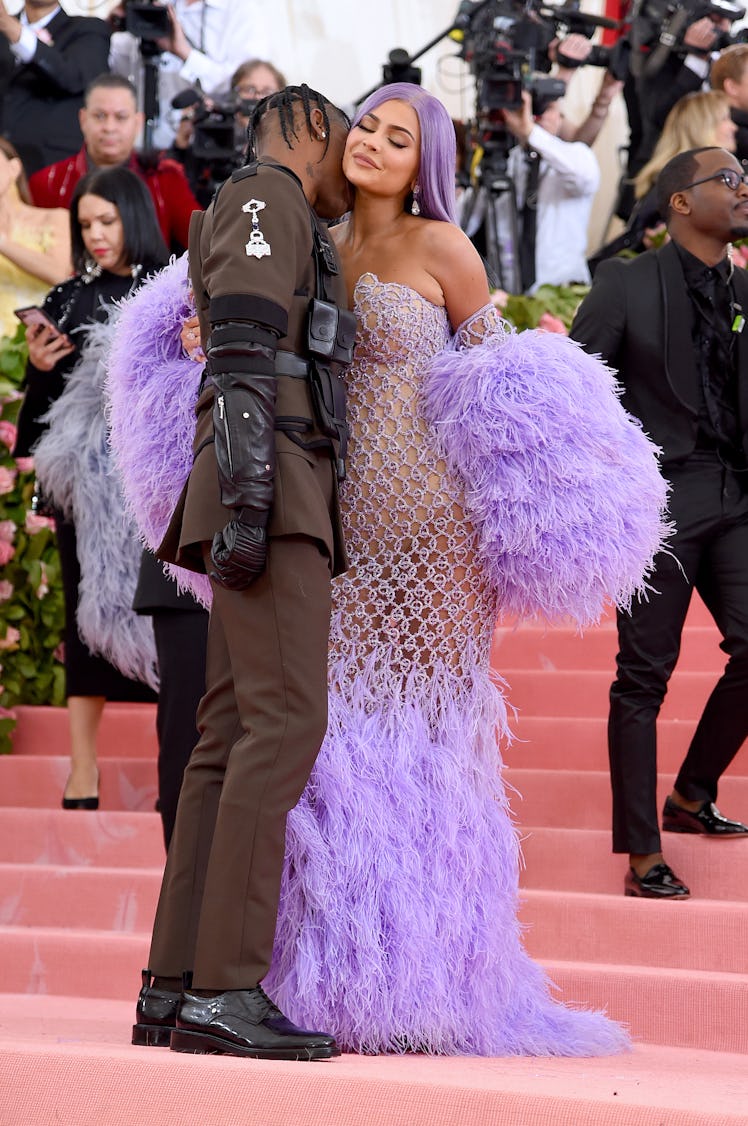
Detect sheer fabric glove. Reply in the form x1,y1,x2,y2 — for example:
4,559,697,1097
210,518,267,590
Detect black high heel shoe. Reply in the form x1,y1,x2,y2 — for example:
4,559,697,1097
61,794,99,810
62,770,99,810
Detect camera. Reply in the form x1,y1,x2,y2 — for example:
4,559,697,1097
628,0,746,77
111,1,171,41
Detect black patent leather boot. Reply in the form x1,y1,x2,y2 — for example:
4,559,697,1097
132,970,181,1046
170,986,341,1060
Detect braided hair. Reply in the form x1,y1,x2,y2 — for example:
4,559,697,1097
246,83,347,161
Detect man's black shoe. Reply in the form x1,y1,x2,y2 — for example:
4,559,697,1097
624,862,690,899
132,970,181,1046
170,986,341,1060
662,796,748,837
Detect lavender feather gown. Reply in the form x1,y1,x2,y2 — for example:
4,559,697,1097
264,274,630,1055
108,259,668,1055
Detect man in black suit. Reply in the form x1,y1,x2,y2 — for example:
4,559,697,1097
571,146,748,899
0,1,110,174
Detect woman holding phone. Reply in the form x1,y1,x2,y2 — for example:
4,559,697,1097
15,166,168,809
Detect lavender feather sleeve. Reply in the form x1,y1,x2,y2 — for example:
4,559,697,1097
422,305,671,626
105,254,212,607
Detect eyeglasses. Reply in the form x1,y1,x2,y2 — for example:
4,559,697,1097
680,168,748,192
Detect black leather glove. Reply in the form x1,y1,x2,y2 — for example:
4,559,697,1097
209,519,267,591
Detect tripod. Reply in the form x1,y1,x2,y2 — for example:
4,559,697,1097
459,139,523,294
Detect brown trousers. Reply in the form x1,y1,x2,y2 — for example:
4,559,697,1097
147,534,332,989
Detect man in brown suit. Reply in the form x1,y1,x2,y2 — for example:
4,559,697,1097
131,86,353,1060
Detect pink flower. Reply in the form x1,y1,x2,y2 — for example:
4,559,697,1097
0,540,15,566
0,705,16,719
0,520,15,543
490,289,509,310
0,421,17,450
25,511,54,535
35,561,49,600
537,312,568,335
14,457,34,474
53,642,65,663
0,580,13,602
0,466,17,495
0,626,21,651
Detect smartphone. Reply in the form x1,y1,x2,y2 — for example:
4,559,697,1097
14,306,62,334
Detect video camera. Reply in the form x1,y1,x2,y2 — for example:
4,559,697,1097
111,1,171,41
628,0,746,78
171,88,253,206
456,0,624,124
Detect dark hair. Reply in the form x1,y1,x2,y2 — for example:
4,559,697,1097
231,58,287,94
0,136,32,205
84,72,138,106
70,166,169,275
246,84,349,161
655,146,721,217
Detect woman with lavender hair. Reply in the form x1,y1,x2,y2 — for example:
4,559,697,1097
108,83,668,1055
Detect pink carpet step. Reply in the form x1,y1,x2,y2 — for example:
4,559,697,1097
0,863,160,932
10,703,158,760
546,960,748,1054
0,808,164,868
0,755,158,812
492,623,723,672
2,997,746,1126
520,827,748,901
0,927,745,1053
520,890,748,973
505,767,748,830
503,714,723,773
504,667,723,721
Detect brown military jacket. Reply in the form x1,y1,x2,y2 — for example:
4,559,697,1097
158,160,348,577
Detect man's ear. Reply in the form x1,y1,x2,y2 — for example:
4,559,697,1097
723,77,738,101
670,190,692,217
309,105,326,142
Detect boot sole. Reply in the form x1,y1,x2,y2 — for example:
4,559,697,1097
170,1028,340,1060
132,1024,176,1047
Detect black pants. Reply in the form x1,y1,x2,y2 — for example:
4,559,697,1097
609,455,748,854
152,609,208,850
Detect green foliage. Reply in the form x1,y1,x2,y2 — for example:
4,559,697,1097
500,284,590,332
0,330,65,755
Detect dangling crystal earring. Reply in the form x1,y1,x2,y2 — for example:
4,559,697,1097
411,184,421,216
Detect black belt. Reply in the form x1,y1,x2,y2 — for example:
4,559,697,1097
274,351,311,378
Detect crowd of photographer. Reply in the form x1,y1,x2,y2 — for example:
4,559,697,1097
6,0,748,293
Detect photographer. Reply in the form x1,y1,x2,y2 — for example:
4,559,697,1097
109,1,271,149
169,57,286,207
504,87,600,290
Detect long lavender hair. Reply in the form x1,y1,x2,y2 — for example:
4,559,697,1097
351,83,457,224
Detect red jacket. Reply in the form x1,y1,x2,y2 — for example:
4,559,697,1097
28,147,201,252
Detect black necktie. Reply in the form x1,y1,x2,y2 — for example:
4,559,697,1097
519,147,540,293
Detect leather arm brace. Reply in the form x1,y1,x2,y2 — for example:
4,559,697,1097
208,319,279,521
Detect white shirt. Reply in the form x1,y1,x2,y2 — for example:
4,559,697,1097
109,0,270,148
507,124,600,291
11,5,61,63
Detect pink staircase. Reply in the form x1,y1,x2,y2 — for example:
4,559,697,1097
0,596,747,1125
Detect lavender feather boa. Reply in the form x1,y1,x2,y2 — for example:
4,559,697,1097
423,324,671,626
105,253,212,607
32,314,159,691
106,262,668,627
